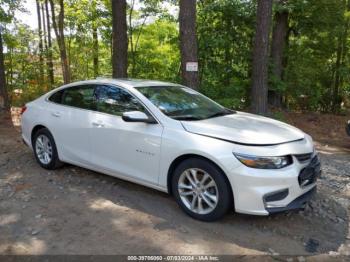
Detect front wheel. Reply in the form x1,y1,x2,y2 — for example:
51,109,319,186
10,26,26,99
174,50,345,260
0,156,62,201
171,158,232,221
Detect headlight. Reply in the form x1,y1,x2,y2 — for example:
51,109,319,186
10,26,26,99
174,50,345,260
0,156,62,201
234,153,293,169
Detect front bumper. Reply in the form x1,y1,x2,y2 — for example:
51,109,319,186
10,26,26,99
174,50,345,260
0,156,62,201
266,186,316,214
227,154,320,215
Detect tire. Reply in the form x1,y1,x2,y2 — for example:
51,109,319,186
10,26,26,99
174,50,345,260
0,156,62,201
171,157,232,221
32,128,63,170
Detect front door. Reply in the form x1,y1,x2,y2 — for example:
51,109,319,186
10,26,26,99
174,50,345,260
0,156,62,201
89,84,163,185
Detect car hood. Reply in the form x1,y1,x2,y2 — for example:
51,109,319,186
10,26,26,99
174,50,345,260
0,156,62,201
181,111,305,145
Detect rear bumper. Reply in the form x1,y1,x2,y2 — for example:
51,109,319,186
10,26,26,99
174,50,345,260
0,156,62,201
266,186,316,214
22,134,32,149
22,137,29,146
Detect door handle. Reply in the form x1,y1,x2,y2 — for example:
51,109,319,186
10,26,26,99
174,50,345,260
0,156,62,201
51,112,61,117
92,121,105,127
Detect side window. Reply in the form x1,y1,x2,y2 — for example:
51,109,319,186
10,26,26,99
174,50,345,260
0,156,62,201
94,85,145,116
48,90,63,104
61,85,95,110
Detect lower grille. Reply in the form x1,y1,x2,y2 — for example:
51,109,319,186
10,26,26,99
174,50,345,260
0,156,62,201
264,189,289,203
298,156,321,187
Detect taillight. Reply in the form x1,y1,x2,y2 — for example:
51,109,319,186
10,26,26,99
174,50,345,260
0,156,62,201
20,106,27,115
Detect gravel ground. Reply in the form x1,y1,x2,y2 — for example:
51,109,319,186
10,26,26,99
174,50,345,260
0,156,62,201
0,112,349,259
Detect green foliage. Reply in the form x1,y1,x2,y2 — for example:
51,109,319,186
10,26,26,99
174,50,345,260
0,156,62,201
64,0,111,79
1,0,350,113
130,19,180,81
271,110,287,122
197,0,255,109
0,0,22,24
284,0,346,111
3,22,45,105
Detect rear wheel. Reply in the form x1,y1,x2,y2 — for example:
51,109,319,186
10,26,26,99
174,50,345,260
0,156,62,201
171,158,232,221
33,128,63,170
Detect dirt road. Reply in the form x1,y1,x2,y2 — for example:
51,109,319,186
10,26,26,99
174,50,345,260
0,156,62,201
0,111,350,258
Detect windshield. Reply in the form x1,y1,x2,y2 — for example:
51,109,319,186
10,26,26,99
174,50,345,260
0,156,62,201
136,86,234,120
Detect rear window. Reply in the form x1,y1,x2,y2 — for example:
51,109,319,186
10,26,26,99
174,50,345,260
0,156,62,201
48,85,95,110
48,90,63,104
61,86,95,110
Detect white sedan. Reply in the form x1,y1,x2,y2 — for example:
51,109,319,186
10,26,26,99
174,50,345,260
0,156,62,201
21,79,320,221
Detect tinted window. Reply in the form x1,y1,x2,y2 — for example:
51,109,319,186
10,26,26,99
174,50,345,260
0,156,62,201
61,85,95,110
94,85,145,116
48,90,63,104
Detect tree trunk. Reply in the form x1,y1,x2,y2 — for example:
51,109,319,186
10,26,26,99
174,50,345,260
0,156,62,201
92,0,99,78
42,3,48,52
85,37,89,79
223,17,232,86
93,26,99,78
250,0,273,115
45,0,54,87
340,0,350,85
57,0,70,84
333,35,342,113
332,0,349,113
41,2,49,90
112,0,128,78
333,0,350,113
49,0,71,84
0,29,9,109
128,0,135,76
36,0,44,85
269,8,289,108
179,0,199,90
9,48,13,87
68,34,72,75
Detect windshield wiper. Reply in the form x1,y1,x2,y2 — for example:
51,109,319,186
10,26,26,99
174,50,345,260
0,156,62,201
206,109,235,119
171,115,202,121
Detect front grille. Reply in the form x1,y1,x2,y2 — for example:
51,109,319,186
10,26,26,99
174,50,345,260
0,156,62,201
298,156,321,187
295,153,313,163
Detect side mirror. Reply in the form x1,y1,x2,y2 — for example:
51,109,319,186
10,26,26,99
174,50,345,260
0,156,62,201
122,111,157,124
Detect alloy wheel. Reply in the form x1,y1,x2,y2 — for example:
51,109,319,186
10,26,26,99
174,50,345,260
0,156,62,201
177,168,219,215
35,134,53,165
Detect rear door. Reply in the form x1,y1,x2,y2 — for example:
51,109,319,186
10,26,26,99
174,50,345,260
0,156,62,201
88,84,163,185
46,85,95,165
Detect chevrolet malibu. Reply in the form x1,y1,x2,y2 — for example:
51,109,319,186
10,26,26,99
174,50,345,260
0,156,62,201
21,79,320,221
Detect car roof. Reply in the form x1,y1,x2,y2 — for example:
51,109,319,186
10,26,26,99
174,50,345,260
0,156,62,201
91,78,181,88
46,78,184,97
